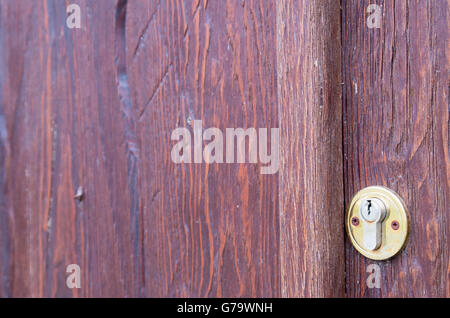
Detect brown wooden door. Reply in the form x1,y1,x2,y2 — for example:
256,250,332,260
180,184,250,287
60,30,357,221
0,0,448,298
342,0,449,297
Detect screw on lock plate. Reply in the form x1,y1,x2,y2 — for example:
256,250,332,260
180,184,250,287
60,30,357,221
346,186,409,260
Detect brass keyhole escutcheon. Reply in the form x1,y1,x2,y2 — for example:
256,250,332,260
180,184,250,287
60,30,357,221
346,186,409,260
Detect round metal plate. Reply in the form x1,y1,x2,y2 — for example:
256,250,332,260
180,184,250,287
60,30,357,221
346,186,409,260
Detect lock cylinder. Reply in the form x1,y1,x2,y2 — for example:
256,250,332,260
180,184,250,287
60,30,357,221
359,197,386,251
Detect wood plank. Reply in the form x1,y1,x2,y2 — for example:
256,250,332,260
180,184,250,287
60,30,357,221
277,0,345,297
127,0,280,297
0,0,142,297
342,0,449,297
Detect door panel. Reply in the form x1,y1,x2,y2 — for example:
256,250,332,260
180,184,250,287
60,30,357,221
0,0,143,297
342,0,449,297
127,0,280,297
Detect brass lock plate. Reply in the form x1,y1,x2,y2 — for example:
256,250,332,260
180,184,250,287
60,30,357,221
346,186,409,260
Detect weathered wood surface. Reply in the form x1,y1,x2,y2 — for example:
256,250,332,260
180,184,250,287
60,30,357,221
0,0,345,298
277,0,344,297
0,0,281,297
128,0,280,297
342,0,449,297
0,0,143,297
0,0,448,298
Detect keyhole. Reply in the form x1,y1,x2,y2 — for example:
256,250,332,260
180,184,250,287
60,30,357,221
367,200,372,215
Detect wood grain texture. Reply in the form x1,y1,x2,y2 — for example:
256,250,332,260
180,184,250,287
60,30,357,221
0,0,143,297
1,0,447,298
0,0,281,297
127,0,279,297
342,0,449,297
277,0,345,297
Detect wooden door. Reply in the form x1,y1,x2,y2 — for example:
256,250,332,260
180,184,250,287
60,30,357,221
0,0,447,298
